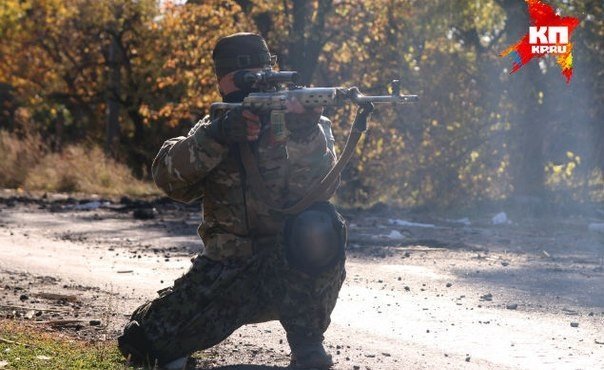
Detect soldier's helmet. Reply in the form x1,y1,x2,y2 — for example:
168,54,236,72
212,33,274,78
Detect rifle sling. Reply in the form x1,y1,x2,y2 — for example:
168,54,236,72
239,117,366,215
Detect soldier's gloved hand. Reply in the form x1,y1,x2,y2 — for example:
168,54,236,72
348,87,374,131
285,97,323,137
208,107,261,144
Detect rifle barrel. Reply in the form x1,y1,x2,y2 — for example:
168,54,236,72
354,94,419,104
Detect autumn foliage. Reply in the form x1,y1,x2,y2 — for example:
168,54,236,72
0,0,602,207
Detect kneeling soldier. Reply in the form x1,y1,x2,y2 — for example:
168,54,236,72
118,33,346,369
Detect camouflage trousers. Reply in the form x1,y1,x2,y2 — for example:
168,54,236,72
126,236,346,363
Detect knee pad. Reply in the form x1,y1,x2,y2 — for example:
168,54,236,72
284,202,346,275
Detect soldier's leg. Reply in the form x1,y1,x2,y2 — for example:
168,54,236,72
279,259,346,345
118,253,276,366
278,202,347,367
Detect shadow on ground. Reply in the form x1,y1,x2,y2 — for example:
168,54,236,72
193,364,287,370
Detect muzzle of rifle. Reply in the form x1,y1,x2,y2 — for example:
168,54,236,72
347,87,419,105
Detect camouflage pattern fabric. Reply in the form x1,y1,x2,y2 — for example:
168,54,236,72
152,114,338,260
124,113,345,363
129,241,346,363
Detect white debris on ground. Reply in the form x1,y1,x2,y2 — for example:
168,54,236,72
451,217,471,226
386,230,406,240
73,201,105,210
492,212,511,225
388,219,436,228
588,223,604,233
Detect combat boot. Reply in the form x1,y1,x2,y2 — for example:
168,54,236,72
161,356,189,370
289,342,334,369
118,321,155,367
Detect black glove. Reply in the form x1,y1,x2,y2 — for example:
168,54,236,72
348,87,374,132
286,109,322,134
207,107,260,144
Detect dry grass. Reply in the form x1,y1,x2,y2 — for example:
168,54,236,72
0,131,45,189
0,131,159,197
25,146,158,197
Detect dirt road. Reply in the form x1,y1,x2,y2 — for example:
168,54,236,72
0,194,603,369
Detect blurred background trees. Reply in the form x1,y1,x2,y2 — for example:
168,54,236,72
0,0,602,208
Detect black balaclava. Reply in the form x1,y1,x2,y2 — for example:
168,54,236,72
212,33,271,102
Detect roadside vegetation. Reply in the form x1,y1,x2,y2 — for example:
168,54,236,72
0,320,126,369
1,1,602,207
0,131,158,197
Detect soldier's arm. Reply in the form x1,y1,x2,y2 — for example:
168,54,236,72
152,117,228,203
286,116,339,201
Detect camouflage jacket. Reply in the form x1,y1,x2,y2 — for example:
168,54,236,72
152,115,338,260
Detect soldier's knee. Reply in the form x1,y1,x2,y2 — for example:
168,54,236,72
284,202,346,275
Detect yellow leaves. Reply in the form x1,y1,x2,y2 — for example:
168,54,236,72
565,162,576,177
158,104,173,117
163,59,177,69
2,0,595,207
537,90,544,105
376,138,383,154
566,151,580,165
497,160,507,174
445,121,462,132
139,104,150,117
546,148,582,189
0,0,31,35
124,0,256,126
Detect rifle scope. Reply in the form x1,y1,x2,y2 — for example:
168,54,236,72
234,70,299,90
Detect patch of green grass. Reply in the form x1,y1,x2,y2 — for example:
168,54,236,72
0,320,126,369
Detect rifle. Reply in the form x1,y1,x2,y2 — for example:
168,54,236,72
209,68,419,214
210,68,418,128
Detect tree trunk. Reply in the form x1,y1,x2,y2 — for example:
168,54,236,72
499,0,547,200
105,34,121,158
286,0,333,85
